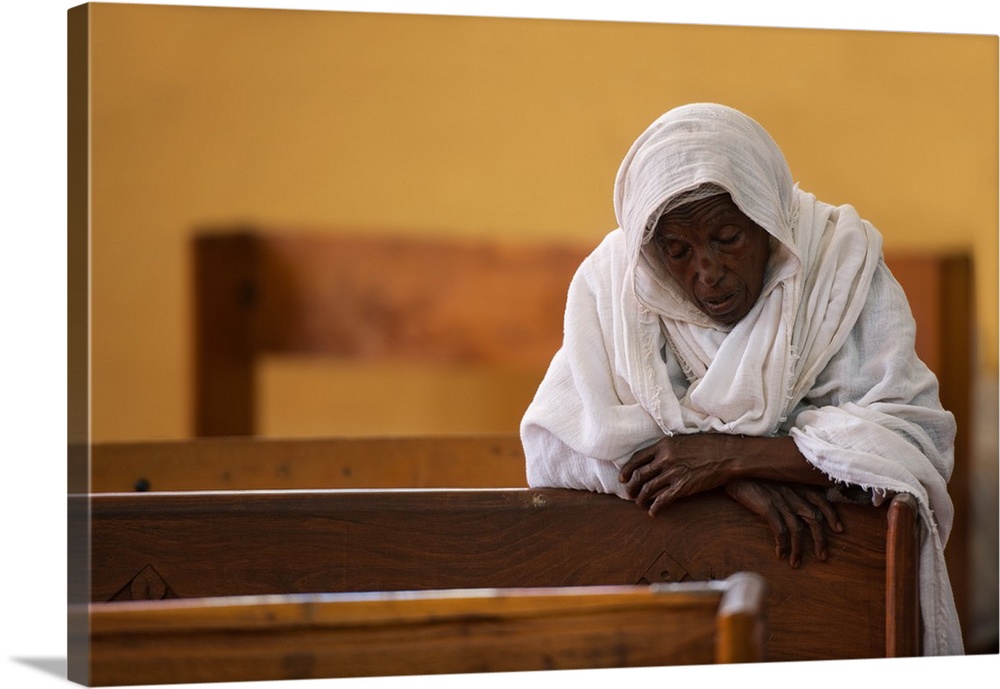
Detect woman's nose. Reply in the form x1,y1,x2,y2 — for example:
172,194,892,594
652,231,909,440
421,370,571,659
695,249,725,286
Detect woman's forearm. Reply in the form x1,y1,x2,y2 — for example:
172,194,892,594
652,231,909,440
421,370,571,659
724,434,836,488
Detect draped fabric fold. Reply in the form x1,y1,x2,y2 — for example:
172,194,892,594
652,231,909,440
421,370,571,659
521,103,962,655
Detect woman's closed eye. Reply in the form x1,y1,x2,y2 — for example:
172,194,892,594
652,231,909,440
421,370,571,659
714,228,743,247
665,241,690,260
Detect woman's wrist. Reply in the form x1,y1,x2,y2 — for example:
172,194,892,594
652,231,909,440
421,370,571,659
719,433,754,482
718,434,832,488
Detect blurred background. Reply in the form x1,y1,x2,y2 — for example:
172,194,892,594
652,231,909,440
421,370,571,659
79,3,996,652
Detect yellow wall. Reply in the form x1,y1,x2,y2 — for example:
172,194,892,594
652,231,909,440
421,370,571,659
86,3,998,442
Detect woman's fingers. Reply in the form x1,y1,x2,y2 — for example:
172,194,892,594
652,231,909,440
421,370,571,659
645,475,840,568
777,485,827,562
760,499,791,563
804,511,827,562
634,471,674,511
647,479,686,516
804,489,844,533
726,479,840,568
777,500,806,568
729,481,791,562
624,461,659,499
619,444,657,483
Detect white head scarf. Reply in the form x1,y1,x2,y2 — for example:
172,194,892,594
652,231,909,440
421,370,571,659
614,103,797,245
614,103,800,329
611,103,882,434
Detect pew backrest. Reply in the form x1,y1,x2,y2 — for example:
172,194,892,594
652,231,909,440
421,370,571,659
193,230,589,437
76,486,920,661
88,433,527,492
84,574,767,684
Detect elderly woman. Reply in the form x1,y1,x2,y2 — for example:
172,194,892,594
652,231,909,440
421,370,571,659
520,103,962,655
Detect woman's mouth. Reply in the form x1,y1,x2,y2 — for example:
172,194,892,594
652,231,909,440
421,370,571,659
700,291,740,318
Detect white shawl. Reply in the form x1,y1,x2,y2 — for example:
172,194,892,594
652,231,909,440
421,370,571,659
521,103,962,655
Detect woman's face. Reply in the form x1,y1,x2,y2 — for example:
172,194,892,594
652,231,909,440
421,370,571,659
652,193,771,326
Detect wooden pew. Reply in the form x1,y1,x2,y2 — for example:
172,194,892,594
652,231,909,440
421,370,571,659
75,486,921,661
84,574,767,685
88,433,527,492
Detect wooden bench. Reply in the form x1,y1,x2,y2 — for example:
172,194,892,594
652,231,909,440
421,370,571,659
83,574,767,685
74,486,921,662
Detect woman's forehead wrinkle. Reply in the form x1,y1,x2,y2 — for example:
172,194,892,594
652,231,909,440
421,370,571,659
660,195,738,231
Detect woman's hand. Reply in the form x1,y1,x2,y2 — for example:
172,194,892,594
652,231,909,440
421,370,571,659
725,478,844,568
619,433,845,566
619,432,838,519
619,434,742,515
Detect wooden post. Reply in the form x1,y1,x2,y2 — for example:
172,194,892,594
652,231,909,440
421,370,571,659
193,232,260,436
886,493,921,656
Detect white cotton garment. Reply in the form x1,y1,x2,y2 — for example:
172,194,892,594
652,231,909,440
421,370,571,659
520,102,963,655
